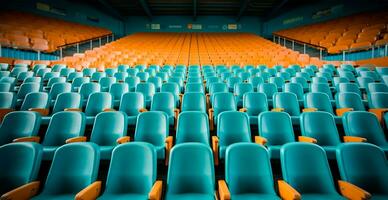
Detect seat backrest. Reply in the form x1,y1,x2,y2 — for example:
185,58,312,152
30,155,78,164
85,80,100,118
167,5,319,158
0,142,43,194
248,76,264,88
243,92,268,116
104,142,157,194
342,111,387,146
368,83,388,93
41,143,99,195
269,77,285,89
0,92,15,108
119,92,144,116
335,92,365,111
304,92,334,114
135,82,155,100
185,83,204,93
79,82,101,100
258,83,277,99
71,77,90,91
0,83,11,92
21,92,48,111
99,77,116,89
151,92,175,116
167,143,215,196
300,112,341,146
52,92,81,114
17,83,40,99
258,112,295,145
147,76,162,90
273,92,300,116
85,92,112,116
336,143,388,195
135,111,169,148
338,83,361,96
109,83,129,101
280,143,338,194
42,111,86,146
181,92,206,113
226,143,276,195
213,92,237,117
217,111,251,148
176,111,209,145
0,111,41,145
234,83,253,99
90,111,127,146
368,92,388,108
283,83,304,100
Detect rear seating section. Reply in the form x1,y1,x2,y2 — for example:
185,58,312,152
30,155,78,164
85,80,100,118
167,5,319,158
0,33,388,200
0,11,111,52
274,11,388,54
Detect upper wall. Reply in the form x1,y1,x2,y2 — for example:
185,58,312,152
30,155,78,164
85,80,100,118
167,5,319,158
262,0,387,38
125,16,261,34
2,0,125,37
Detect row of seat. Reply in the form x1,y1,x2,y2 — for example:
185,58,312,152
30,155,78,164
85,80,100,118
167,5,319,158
0,11,111,52
1,141,387,200
1,109,387,161
274,11,388,53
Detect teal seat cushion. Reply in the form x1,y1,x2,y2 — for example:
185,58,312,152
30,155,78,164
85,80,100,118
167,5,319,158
232,194,280,200
43,146,58,160
127,116,137,125
166,194,214,200
98,194,148,200
100,146,114,160
219,146,227,159
301,194,346,200
155,145,165,159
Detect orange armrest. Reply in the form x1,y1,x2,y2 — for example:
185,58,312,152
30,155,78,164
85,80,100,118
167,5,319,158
208,108,214,118
1,181,40,200
255,136,267,145
218,180,231,200
66,136,87,144
165,136,173,150
298,136,317,143
139,108,148,113
148,180,163,200
174,108,180,118
338,180,371,200
13,136,41,143
278,180,301,200
28,108,49,116
272,108,285,112
64,108,82,112
103,108,116,112
343,136,367,143
212,136,219,165
116,136,130,144
239,108,247,112
75,181,102,200
368,108,388,122
302,108,318,112
336,108,353,117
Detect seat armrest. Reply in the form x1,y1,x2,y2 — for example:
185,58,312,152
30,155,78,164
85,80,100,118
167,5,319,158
209,108,214,131
179,94,183,102
148,180,163,200
343,136,367,143
64,108,82,112
338,180,371,200
254,136,267,145
1,181,40,200
212,136,219,166
28,108,49,116
165,136,174,166
218,180,231,200
75,181,102,200
0,108,14,122
116,136,130,144
66,136,87,144
302,108,318,112
336,108,353,117
298,136,317,143
139,108,148,113
369,108,388,122
239,108,247,112
103,108,116,112
278,180,301,200
13,136,41,143
272,108,285,112
174,108,180,130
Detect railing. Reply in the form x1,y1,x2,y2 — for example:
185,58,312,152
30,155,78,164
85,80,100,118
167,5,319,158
272,34,388,62
0,33,115,61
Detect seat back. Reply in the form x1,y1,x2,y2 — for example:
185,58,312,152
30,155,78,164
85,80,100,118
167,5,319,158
85,92,112,116
151,92,175,116
258,83,277,99
304,92,334,114
21,92,48,111
234,83,253,99
135,111,169,148
280,143,338,194
213,92,237,118
52,92,81,114
17,83,40,100
243,92,268,116
176,111,210,145
167,143,215,196
0,142,43,194
181,92,206,113
258,112,295,145
109,83,129,101
79,82,101,101
335,92,365,111
273,92,300,116
49,82,71,102
338,83,361,96
42,111,86,146
119,92,144,116
336,143,388,195
368,92,388,108
0,92,15,108
226,143,276,195
90,111,127,146
136,82,155,101
310,83,333,100
283,83,304,100
125,76,140,91
41,143,99,195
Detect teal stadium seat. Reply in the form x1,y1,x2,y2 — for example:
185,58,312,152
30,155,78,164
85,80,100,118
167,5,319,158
119,92,145,126
176,111,210,145
241,92,268,125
